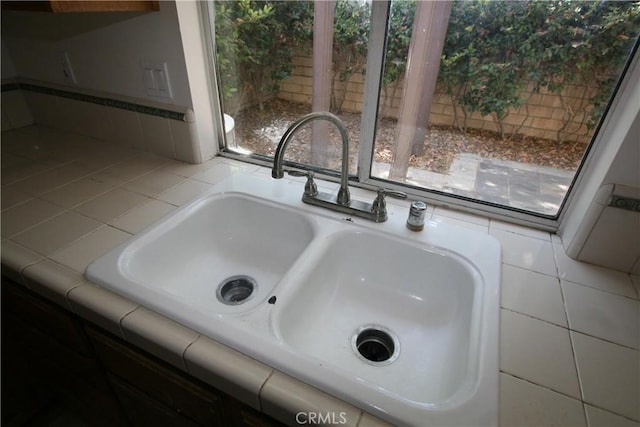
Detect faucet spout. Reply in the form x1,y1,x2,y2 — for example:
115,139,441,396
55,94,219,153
272,111,350,205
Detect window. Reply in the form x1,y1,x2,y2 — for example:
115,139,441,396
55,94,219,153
209,0,640,227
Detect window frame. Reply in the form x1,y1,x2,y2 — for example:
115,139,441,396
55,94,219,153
206,0,640,232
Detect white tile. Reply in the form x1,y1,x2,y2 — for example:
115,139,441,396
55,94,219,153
1,159,57,185
121,169,184,197
101,154,171,181
357,413,394,427
108,107,144,150
121,307,199,371
22,259,86,309
572,331,640,421
169,119,197,163
184,336,272,410
74,143,136,170
585,405,640,427
74,188,151,223
157,179,211,206
50,225,131,273
563,280,639,349
11,161,93,196
632,275,640,298
68,283,138,339
2,90,34,129
501,265,567,327
192,161,259,184
1,187,32,210
490,219,551,241
74,102,114,142
499,373,586,427
0,240,43,285
632,259,640,276
554,243,637,298
12,211,101,256
1,198,64,237
433,206,490,226
490,228,557,276
139,114,175,158
38,177,115,208
160,159,216,178
260,371,362,427
500,309,581,398
431,214,489,233
578,207,640,272
110,200,176,234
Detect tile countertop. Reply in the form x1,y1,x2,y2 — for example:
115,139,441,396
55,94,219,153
2,126,639,427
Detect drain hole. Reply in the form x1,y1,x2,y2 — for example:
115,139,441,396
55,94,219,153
353,327,398,364
217,275,256,305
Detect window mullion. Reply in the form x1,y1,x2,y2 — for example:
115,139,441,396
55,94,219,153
357,0,390,183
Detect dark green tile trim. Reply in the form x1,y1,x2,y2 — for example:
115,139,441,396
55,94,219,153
4,82,185,121
1,82,20,92
609,195,640,212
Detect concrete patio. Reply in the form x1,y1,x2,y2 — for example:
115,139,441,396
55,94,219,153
372,153,574,216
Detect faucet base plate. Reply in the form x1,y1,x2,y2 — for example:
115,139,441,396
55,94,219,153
302,191,386,223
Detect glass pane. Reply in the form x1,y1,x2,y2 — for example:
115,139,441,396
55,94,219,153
373,0,640,216
213,0,370,175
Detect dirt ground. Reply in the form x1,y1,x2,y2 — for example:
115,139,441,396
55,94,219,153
232,98,586,175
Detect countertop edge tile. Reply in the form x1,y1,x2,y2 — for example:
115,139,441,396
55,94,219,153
260,371,363,427
1,239,44,285
356,412,395,427
67,281,138,339
184,335,273,410
120,306,200,371
21,258,86,309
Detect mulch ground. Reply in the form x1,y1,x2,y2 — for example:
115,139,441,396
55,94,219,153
232,98,585,174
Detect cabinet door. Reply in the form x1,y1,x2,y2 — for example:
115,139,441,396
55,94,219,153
1,280,128,427
87,328,224,426
109,375,201,427
223,397,287,427
2,280,91,356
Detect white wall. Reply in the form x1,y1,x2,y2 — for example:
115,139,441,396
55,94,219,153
560,50,640,273
2,2,193,108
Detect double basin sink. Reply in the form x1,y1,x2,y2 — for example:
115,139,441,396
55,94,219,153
86,174,501,426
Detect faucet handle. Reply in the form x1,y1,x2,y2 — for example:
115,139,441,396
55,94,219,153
376,188,407,200
288,170,319,197
371,188,407,222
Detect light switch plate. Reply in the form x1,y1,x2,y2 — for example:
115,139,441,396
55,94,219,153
58,52,76,85
141,61,173,99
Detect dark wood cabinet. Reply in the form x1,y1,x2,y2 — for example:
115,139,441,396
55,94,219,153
1,277,286,427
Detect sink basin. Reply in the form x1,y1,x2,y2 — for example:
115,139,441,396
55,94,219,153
87,192,315,314
86,174,500,426
275,230,481,404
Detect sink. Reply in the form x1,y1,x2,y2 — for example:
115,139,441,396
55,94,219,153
86,174,500,426
87,192,315,314
274,230,482,404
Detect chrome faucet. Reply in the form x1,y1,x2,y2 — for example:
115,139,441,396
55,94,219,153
272,111,406,222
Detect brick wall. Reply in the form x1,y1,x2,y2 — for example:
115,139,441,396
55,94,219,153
277,50,595,144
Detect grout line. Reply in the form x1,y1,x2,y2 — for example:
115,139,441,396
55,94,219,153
500,370,583,402
501,307,640,352
257,370,275,412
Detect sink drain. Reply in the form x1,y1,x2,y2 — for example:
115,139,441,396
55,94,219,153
216,275,257,305
352,325,399,365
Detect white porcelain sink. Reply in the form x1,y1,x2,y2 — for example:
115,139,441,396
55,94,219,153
87,192,315,314
275,230,481,404
86,174,501,426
